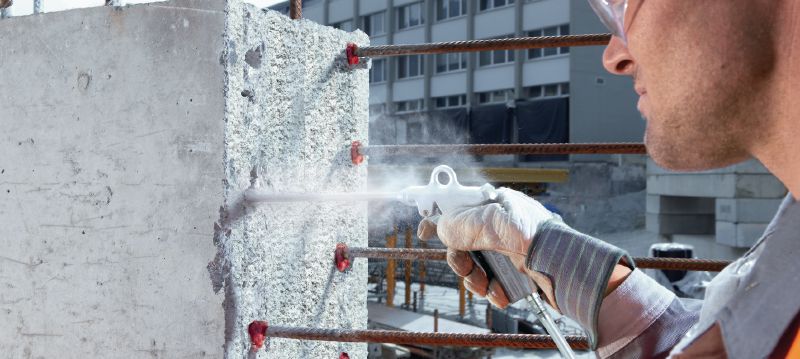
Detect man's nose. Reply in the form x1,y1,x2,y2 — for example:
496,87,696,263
602,36,636,75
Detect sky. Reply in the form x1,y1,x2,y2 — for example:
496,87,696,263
5,0,286,15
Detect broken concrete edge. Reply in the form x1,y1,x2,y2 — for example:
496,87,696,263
215,0,371,357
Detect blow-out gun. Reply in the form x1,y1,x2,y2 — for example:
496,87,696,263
399,165,576,359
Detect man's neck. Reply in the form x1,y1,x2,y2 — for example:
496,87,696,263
751,0,800,200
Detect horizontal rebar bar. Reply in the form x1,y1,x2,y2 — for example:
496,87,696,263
359,143,646,157
267,326,590,350
290,0,301,19
354,34,611,58
348,247,731,272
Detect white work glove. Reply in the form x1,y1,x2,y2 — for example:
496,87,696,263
417,187,561,309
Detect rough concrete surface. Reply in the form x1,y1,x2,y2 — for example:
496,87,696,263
212,1,370,358
0,1,227,357
1,1,369,358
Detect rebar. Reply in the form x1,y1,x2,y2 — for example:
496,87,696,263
289,0,301,20
359,143,646,157
354,34,611,58
346,247,731,272
266,326,590,350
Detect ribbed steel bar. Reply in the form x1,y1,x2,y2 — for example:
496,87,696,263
354,34,611,58
360,143,646,157
348,247,731,272
289,0,301,19
267,326,590,350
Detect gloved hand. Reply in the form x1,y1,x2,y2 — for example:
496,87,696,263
419,187,633,349
417,187,561,309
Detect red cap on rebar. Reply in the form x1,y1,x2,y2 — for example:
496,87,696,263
340,353,350,359
248,320,269,352
346,43,360,65
335,243,351,272
351,141,364,165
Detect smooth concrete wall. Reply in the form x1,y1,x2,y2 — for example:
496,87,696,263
569,0,643,145
0,1,226,357
216,1,370,358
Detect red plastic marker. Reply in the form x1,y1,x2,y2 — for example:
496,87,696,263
248,320,269,352
346,43,360,66
351,141,364,165
335,243,351,272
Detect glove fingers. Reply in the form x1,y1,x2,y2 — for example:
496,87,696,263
417,215,440,242
486,279,510,309
446,248,475,277
438,204,504,252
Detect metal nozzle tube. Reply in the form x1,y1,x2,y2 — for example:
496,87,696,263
527,292,577,359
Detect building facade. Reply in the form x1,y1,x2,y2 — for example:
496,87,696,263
271,0,644,158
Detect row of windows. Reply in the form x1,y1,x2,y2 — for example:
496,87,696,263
528,25,570,59
382,84,569,113
370,34,567,82
335,0,521,36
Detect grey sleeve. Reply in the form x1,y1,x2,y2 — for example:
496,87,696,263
597,269,701,358
525,220,635,349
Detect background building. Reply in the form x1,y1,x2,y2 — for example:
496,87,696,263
270,0,643,157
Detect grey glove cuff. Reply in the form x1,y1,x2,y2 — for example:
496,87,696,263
525,220,634,349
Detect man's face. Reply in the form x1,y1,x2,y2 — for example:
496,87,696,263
602,0,776,171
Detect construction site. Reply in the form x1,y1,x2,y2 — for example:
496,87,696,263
0,0,789,358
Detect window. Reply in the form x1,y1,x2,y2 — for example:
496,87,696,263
437,0,467,21
525,82,570,98
476,89,514,104
434,94,468,109
435,53,468,73
479,35,515,67
362,11,386,36
478,0,515,12
397,2,425,30
397,55,425,79
332,19,353,32
370,59,387,83
528,25,570,59
395,99,425,113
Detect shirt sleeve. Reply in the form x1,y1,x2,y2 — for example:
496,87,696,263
597,269,702,359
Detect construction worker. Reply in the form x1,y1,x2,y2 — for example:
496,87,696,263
419,0,800,358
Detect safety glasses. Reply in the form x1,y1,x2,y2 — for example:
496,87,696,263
588,0,629,42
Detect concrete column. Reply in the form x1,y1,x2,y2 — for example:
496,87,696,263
423,0,433,111
323,0,330,24
220,1,369,358
387,0,396,116
513,0,523,100
466,0,476,106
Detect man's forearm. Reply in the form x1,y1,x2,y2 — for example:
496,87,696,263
605,264,633,297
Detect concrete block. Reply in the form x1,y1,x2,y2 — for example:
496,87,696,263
716,221,768,248
647,173,786,198
646,195,715,215
715,198,783,223
646,213,715,235
0,2,228,357
0,1,369,358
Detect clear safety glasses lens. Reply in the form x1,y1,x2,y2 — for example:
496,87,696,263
587,0,628,40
